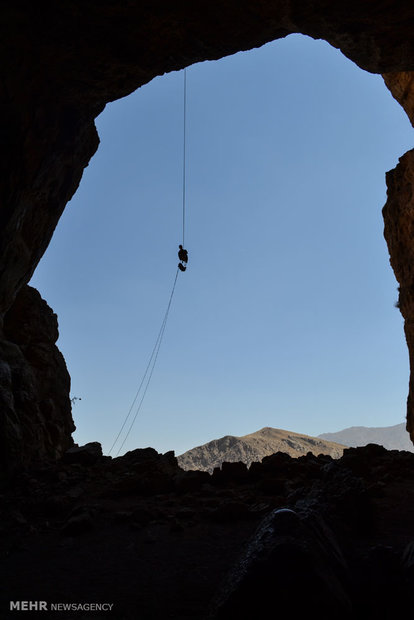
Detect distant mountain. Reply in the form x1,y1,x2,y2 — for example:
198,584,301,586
177,427,346,473
318,422,414,452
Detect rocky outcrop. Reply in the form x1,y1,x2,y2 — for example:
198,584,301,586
2,444,414,617
383,152,414,444
384,74,414,124
209,508,352,619
178,427,346,473
0,285,74,473
2,2,414,464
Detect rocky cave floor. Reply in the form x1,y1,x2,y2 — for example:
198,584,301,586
2,443,414,619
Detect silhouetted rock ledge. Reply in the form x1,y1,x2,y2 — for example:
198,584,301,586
2,443,414,618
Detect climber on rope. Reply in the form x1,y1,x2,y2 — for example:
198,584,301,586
178,244,188,272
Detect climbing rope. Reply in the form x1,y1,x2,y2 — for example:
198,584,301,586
109,68,189,456
109,268,180,456
182,67,187,246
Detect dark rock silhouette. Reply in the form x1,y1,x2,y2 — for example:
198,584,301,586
383,150,414,444
0,285,74,474
1,445,414,617
209,508,352,619
63,442,103,466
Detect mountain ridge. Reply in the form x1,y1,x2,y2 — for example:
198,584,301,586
318,422,414,452
177,426,346,473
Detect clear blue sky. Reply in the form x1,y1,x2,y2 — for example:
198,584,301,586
30,34,414,456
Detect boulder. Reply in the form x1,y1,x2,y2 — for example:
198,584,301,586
209,507,352,619
63,442,103,466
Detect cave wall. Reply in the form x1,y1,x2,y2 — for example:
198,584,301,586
0,286,74,473
2,0,414,469
383,151,414,441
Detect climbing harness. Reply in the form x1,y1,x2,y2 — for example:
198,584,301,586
109,68,189,456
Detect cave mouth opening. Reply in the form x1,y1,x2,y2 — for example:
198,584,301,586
30,34,413,457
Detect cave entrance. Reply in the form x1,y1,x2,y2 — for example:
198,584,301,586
31,34,414,456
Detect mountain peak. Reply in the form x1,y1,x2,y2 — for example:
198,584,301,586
178,427,345,473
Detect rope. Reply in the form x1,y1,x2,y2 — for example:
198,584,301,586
109,67,188,457
109,268,180,456
182,67,187,246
